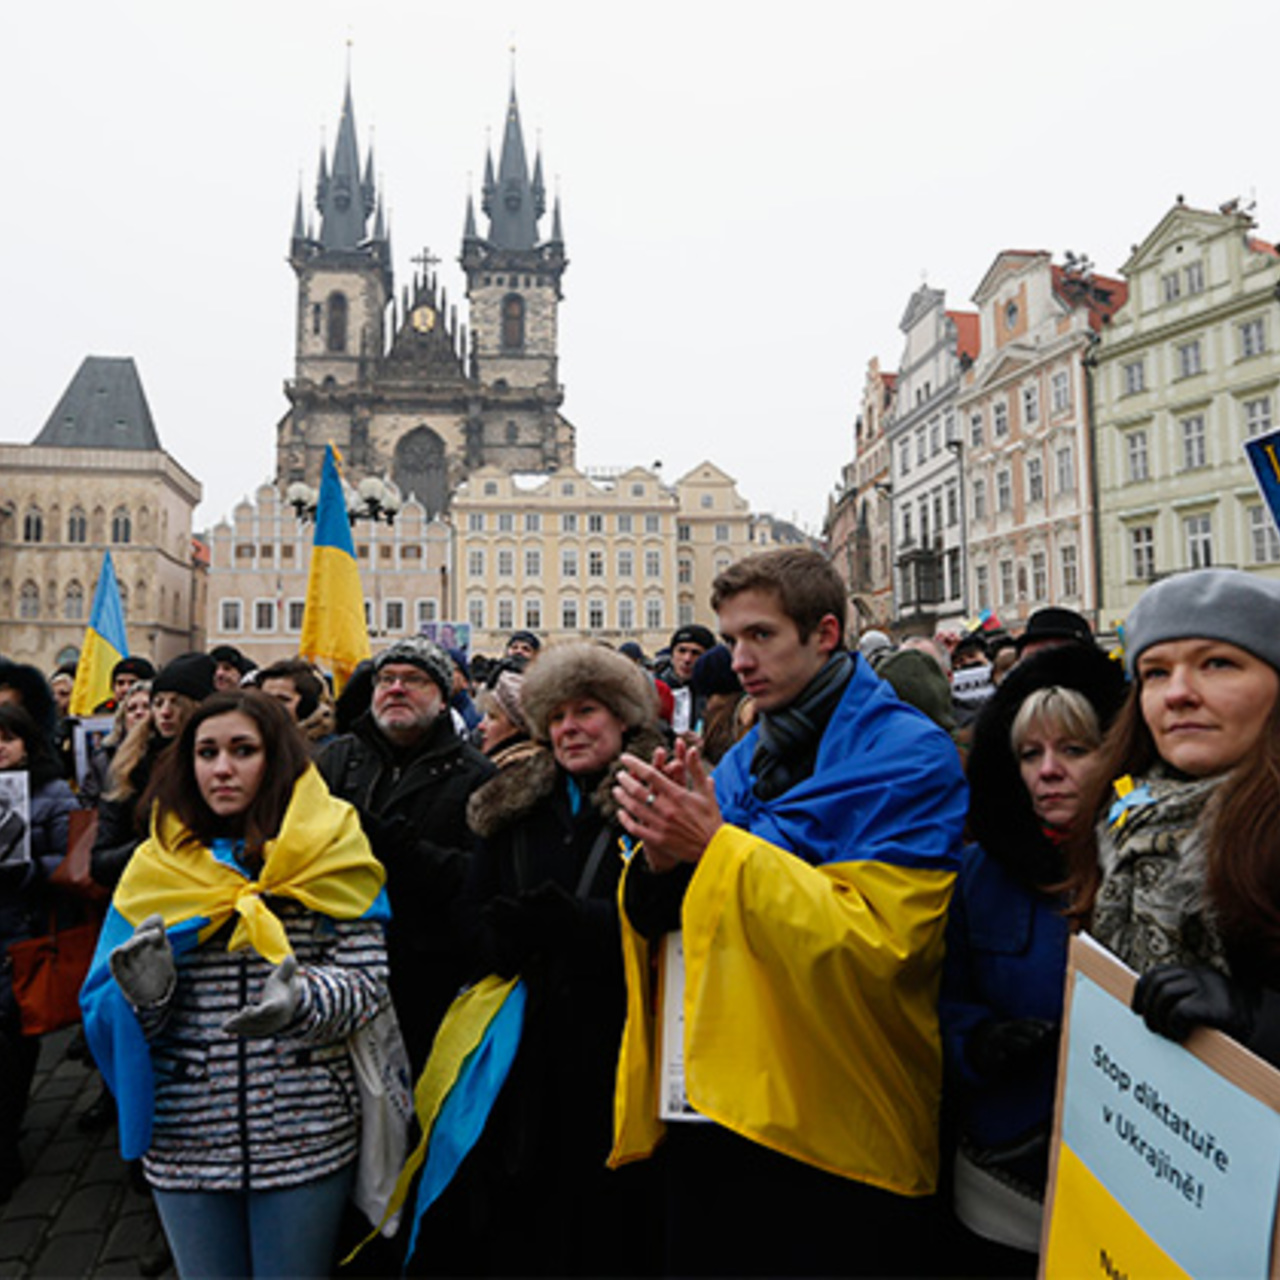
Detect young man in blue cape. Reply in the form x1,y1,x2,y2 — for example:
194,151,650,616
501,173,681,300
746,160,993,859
611,547,967,1277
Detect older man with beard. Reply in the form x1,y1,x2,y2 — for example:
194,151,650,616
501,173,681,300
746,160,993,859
317,637,494,1072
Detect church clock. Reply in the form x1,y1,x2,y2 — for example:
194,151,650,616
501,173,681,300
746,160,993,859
410,304,437,333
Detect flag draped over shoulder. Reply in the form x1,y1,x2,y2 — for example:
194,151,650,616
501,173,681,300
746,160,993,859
299,445,370,693
70,550,128,715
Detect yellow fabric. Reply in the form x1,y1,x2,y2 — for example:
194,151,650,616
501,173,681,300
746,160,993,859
300,543,371,696
344,973,520,1261
114,766,385,961
611,825,954,1195
69,627,123,717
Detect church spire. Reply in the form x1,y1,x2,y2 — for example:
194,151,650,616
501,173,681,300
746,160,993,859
316,75,372,251
485,85,539,250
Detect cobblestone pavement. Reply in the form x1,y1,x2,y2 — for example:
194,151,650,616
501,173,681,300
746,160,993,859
1,1027,173,1279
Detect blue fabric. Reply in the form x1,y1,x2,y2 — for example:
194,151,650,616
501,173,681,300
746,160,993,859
405,978,528,1262
714,654,966,872
939,842,1069,1147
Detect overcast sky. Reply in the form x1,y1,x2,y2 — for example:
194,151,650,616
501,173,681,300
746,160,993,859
3,1,1274,534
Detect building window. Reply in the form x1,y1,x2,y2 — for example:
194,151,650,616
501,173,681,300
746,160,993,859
220,599,242,632
497,512,514,533
111,507,132,543
1126,430,1150,482
1161,271,1181,304
1240,318,1267,359
998,560,1015,606
915,427,927,465
969,413,984,449
714,522,730,543
580,513,600,534
525,547,542,577
1130,526,1155,581
287,600,306,631
946,480,959,526
617,549,633,578
524,512,541,533
617,597,635,630
1051,370,1071,413
561,597,579,630
561,548,579,578
947,548,961,600
1123,360,1146,395
496,548,515,578
416,599,438,627
467,548,485,578
899,439,911,477
678,601,694,627
468,597,485,630
253,600,276,633
1186,261,1205,295
1057,443,1076,494
972,477,987,521
644,550,662,578
638,483,651,499
561,482,576,497
18,580,39,619
678,558,693,585
677,523,691,542
1026,457,1044,503
384,600,405,632
1249,506,1280,564
929,418,941,455
484,481,499,497
496,598,515,630
326,291,348,352
617,514,633,534
588,549,605,578
588,598,606,630
918,497,930,545
63,581,84,621
1181,414,1207,470
67,507,87,543
524,597,542,630
1184,512,1213,568
501,294,525,349
468,512,484,532
902,508,913,545
996,469,1012,513
645,514,661,534
1060,545,1079,597
22,508,42,543
1022,384,1040,427
1244,396,1273,438
1176,340,1203,378
975,565,990,611
645,597,663,630
993,402,1009,438
1030,551,1047,601
561,513,578,533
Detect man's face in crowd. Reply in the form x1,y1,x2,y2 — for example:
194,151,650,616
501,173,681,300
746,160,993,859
214,661,243,692
372,663,443,744
952,648,987,672
718,588,840,715
670,642,706,683
507,639,537,661
51,675,74,715
261,677,302,720
113,672,140,703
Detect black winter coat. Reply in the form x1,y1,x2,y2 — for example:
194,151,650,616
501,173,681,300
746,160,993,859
316,710,494,1072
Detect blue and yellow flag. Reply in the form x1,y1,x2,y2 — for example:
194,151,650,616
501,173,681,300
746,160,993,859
299,445,370,693
70,550,128,715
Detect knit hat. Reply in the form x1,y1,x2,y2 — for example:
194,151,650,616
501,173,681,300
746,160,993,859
373,636,454,697
691,644,741,698
209,645,255,676
507,630,542,653
487,670,528,733
876,649,955,732
152,652,216,702
669,624,716,652
1015,607,1094,655
521,643,658,742
1125,568,1280,676
112,656,156,683
446,647,471,681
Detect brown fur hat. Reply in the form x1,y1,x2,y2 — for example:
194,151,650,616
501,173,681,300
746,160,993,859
520,642,659,742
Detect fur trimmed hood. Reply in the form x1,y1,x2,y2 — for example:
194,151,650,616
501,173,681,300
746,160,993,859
467,724,667,840
520,643,658,741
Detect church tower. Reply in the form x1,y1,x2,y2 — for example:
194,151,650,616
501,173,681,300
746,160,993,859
460,82,573,471
279,76,392,484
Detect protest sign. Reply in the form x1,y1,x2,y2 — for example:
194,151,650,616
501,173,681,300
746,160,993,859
1245,425,1280,541
1041,935,1280,1278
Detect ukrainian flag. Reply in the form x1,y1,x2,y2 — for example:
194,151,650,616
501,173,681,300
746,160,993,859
299,445,370,693
69,550,129,716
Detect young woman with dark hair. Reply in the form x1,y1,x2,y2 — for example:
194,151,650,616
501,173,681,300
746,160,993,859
82,690,392,1278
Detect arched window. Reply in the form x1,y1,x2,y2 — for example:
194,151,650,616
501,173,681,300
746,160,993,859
18,580,40,619
22,508,42,543
64,581,84,621
67,507,87,543
501,294,525,349
327,292,348,352
112,506,132,543
135,581,147,616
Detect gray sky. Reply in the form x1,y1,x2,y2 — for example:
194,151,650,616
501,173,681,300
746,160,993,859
3,1,1274,534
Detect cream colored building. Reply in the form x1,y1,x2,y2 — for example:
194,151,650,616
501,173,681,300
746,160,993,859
1094,200,1280,621
0,357,203,672
203,482,453,668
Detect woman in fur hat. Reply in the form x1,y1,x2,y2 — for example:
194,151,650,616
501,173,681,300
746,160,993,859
941,643,1126,1270
413,643,664,1278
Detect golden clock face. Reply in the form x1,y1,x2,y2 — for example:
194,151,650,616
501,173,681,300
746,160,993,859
411,305,437,333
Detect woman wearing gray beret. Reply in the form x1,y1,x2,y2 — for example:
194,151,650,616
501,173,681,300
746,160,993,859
1066,568,1280,1063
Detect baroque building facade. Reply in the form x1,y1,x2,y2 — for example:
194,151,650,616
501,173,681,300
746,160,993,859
0,357,204,671
1093,200,1280,620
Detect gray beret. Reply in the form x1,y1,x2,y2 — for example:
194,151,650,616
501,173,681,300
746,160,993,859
1125,568,1280,676
373,636,454,696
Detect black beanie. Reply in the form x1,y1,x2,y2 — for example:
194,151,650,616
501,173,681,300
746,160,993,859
152,652,217,702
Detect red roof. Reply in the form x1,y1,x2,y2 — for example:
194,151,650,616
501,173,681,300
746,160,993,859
947,310,980,362
1050,265,1129,331
882,372,898,389
1247,236,1280,259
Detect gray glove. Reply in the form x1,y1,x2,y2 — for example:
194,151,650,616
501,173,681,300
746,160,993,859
223,954,302,1038
109,913,176,1008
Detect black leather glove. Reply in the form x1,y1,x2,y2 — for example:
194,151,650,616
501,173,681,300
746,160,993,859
480,881,581,977
967,1017,1059,1082
1132,965,1258,1043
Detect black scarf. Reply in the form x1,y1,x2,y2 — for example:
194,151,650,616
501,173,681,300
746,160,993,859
750,651,854,802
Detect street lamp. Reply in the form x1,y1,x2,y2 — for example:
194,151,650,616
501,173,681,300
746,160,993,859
286,475,402,525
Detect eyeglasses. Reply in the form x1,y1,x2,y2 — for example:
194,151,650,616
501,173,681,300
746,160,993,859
373,670,434,691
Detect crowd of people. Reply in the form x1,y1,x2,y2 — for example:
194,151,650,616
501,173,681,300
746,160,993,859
2,549,1279,1277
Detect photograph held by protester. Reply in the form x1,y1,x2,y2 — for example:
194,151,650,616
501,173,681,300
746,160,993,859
81,690,391,1279
941,644,1125,1271
411,642,665,1278
1068,568,1280,1066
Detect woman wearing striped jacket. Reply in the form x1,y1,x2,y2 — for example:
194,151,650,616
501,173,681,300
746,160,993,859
82,690,391,1279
